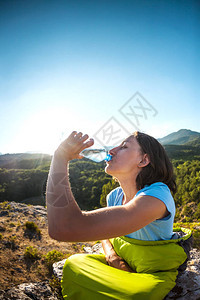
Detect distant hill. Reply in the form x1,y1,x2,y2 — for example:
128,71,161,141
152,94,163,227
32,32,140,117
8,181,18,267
0,129,200,167
184,137,200,147
158,129,200,145
163,144,200,161
0,153,52,169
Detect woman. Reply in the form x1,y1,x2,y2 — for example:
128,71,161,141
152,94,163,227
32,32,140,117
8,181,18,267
101,130,176,272
46,131,189,299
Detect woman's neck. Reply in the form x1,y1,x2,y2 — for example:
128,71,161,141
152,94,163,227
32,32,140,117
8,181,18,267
118,178,138,204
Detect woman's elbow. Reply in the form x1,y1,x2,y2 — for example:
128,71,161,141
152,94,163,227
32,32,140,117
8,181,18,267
48,224,68,241
48,223,78,242
48,225,61,241
48,227,56,240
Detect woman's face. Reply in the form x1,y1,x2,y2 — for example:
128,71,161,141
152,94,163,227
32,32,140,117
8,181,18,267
105,136,144,178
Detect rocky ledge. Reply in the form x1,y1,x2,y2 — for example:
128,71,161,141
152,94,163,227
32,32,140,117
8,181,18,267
1,243,199,300
0,201,199,300
53,244,200,300
0,282,58,300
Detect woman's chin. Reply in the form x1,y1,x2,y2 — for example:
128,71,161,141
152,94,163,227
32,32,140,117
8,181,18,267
105,164,116,176
105,165,112,175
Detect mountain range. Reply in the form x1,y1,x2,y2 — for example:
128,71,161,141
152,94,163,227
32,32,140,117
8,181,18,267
158,129,200,146
0,129,199,167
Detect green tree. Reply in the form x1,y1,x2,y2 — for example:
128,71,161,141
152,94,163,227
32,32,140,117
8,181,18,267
100,179,119,207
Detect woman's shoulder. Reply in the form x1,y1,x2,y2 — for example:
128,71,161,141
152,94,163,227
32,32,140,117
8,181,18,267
135,182,173,203
136,182,175,214
140,182,170,193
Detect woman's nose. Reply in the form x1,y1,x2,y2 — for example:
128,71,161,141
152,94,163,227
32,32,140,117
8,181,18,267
109,146,118,155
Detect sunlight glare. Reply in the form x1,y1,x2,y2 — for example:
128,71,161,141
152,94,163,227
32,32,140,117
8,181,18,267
10,108,81,154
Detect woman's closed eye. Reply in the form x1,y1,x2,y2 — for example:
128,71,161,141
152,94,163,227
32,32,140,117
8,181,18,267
120,144,128,149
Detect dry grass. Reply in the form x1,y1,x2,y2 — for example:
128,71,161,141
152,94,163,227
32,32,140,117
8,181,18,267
1,202,199,292
0,202,93,290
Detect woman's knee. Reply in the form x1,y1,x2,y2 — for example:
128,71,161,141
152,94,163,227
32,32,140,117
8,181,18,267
63,253,84,272
63,253,107,276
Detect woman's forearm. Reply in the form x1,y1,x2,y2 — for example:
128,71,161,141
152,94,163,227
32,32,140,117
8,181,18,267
46,151,74,208
46,151,83,240
101,239,116,258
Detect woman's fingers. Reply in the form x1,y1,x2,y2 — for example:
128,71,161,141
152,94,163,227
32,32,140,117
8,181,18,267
81,134,89,142
56,131,94,161
68,131,78,140
82,138,94,149
71,132,94,151
75,132,83,139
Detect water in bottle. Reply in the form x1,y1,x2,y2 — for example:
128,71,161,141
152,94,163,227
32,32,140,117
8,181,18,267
81,145,113,163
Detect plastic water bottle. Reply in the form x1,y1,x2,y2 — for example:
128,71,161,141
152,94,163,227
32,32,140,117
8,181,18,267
81,145,113,163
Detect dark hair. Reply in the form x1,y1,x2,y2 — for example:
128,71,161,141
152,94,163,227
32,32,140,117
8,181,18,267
133,131,177,194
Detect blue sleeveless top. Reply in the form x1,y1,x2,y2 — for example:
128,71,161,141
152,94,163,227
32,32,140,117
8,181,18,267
107,182,175,241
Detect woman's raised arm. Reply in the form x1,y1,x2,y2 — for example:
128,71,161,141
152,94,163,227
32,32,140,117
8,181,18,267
46,131,167,242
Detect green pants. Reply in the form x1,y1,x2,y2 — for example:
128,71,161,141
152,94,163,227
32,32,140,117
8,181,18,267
61,228,192,299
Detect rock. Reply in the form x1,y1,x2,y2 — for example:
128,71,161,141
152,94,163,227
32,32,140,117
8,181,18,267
53,244,200,300
0,281,59,300
0,288,30,300
165,248,200,300
53,259,67,281
9,202,46,217
83,242,103,255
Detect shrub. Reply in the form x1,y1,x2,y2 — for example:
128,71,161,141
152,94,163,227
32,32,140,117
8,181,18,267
24,221,41,239
0,201,8,207
173,222,200,249
25,221,40,232
0,202,10,210
81,245,86,251
49,275,62,299
24,246,40,260
44,250,64,267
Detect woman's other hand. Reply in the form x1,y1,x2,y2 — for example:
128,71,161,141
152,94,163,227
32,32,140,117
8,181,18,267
55,131,94,161
106,252,134,272
101,239,134,273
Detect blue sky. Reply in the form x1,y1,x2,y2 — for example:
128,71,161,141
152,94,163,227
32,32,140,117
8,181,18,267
0,0,199,154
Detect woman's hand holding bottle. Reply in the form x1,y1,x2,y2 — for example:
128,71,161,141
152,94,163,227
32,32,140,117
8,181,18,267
55,131,94,162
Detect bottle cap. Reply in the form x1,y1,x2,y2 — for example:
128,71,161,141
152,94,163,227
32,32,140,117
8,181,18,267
105,154,112,162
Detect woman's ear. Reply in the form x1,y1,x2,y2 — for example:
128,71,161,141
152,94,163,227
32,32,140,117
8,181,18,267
138,154,150,168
